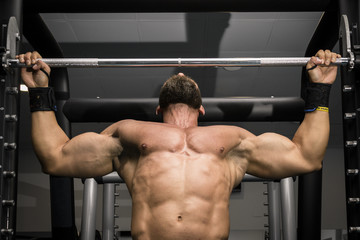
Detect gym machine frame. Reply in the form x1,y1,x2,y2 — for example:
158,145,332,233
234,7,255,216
1,14,357,240
0,16,305,238
2,10,360,240
22,1,358,239
339,9,360,239
0,16,20,239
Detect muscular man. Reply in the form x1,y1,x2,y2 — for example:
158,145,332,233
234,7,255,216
18,50,340,240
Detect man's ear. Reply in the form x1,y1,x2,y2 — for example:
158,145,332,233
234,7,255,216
199,105,205,116
156,106,162,115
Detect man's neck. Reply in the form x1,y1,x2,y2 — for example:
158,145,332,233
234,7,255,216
162,104,199,128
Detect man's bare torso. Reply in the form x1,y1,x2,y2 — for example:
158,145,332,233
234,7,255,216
111,120,249,240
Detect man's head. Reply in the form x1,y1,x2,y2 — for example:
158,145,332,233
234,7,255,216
158,73,202,112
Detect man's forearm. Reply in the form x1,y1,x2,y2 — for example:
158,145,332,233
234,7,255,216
31,111,69,172
296,65,333,168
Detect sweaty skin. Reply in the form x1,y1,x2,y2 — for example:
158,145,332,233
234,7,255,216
18,50,340,240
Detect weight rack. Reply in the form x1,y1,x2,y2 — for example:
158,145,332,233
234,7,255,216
0,17,20,239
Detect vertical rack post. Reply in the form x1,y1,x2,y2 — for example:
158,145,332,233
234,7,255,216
266,182,281,240
338,2,360,237
0,15,21,240
280,177,297,240
81,178,98,240
102,183,115,240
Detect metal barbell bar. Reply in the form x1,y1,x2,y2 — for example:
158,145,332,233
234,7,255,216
5,57,349,68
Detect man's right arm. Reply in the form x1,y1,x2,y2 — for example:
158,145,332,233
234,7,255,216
31,111,122,178
20,52,122,178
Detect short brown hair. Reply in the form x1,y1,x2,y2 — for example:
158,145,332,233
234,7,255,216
159,74,202,109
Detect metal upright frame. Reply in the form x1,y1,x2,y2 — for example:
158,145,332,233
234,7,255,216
0,19,19,240
0,1,22,239
10,0,352,239
266,182,281,240
338,1,360,239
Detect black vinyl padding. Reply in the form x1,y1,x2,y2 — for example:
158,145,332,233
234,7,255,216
63,97,305,122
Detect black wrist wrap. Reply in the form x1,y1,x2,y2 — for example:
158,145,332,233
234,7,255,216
29,87,57,112
304,82,331,112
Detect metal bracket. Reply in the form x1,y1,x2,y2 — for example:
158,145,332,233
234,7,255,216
344,112,357,120
345,140,358,148
0,229,14,236
340,15,355,70
349,227,360,233
347,169,359,175
348,198,360,204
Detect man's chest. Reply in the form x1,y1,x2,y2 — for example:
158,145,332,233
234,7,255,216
133,126,241,157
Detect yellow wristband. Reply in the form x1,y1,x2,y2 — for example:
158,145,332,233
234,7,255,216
316,106,329,112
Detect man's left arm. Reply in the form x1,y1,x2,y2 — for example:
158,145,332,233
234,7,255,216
243,50,340,179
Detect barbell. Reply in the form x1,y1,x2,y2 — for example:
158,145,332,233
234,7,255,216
0,15,355,70
5,57,349,68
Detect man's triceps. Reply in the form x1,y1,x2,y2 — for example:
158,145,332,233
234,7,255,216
54,132,122,177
